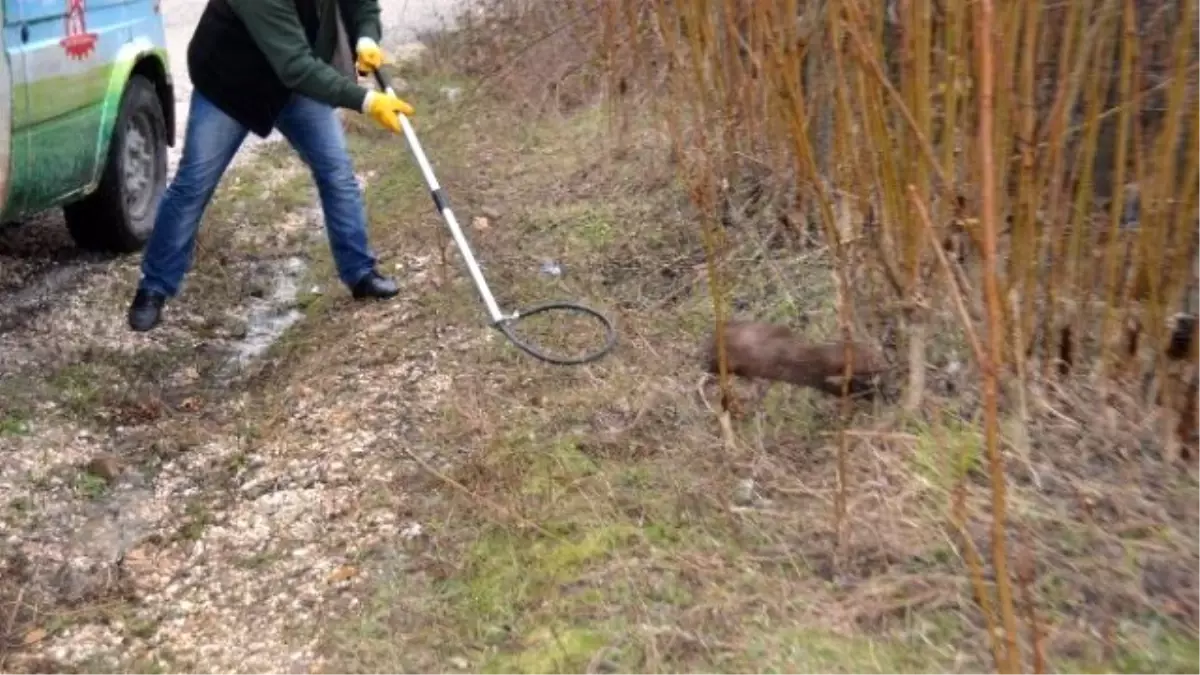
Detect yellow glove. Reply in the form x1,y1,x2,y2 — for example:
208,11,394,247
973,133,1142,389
362,90,415,133
355,37,385,75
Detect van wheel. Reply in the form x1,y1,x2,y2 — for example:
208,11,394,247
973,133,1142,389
64,74,167,253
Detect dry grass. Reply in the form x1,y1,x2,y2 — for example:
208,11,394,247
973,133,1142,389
278,22,1200,673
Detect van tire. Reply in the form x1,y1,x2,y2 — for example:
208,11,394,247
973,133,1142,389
64,74,168,253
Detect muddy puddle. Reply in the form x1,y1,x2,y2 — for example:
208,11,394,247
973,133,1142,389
227,256,309,367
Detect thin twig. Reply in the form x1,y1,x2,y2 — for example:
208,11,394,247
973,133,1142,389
908,185,985,363
398,445,564,541
974,0,1022,669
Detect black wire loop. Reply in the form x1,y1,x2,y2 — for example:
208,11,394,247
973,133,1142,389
372,67,615,366
492,301,618,366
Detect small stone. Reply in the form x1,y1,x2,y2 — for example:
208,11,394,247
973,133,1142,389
86,454,122,483
226,317,249,339
327,565,358,583
732,478,756,506
480,205,500,219
592,659,621,673
449,656,469,669
472,216,490,230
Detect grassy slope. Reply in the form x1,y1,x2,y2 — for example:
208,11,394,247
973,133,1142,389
289,56,1199,674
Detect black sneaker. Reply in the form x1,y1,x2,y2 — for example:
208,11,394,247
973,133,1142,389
128,288,167,332
351,270,399,300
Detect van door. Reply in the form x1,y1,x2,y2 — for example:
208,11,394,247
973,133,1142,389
13,0,127,211
0,0,29,222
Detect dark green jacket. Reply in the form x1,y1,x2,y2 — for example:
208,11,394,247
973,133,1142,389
187,0,381,137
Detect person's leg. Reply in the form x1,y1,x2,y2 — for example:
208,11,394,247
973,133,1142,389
272,93,395,297
137,91,249,300
128,91,248,331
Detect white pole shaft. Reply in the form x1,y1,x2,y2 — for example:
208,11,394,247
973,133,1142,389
385,91,508,324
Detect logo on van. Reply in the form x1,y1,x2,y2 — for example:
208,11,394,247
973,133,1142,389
60,0,99,59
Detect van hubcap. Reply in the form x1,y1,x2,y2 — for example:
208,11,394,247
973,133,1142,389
122,113,158,231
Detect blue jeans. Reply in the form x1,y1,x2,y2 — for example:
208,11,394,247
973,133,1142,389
138,91,378,297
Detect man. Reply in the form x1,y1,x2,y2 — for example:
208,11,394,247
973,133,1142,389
127,0,416,332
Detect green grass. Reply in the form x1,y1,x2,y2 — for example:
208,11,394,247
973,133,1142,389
176,500,214,543
0,408,31,436
47,363,105,417
733,624,964,673
908,414,985,498
1105,630,1200,674
483,625,614,673
73,470,110,500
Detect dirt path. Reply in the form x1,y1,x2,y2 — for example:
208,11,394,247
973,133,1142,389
0,8,466,670
0,130,461,671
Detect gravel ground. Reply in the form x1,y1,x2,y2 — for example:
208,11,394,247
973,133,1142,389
1,2,468,671
0,238,471,672
0,150,470,671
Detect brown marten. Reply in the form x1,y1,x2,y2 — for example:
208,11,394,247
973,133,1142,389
703,320,888,397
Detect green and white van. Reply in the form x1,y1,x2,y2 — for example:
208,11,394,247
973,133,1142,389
1,0,174,252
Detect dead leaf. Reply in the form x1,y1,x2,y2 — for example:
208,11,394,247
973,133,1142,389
327,565,358,583
111,397,164,425
23,628,46,645
85,454,122,482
